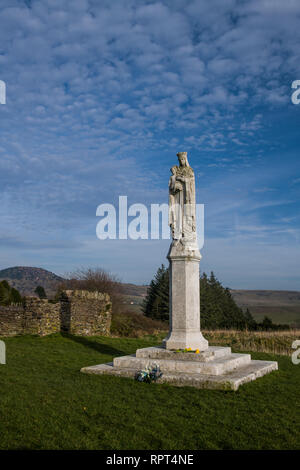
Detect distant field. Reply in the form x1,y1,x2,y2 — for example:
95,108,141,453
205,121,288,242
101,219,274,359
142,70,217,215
121,286,300,326
230,289,300,307
121,283,148,297
231,290,300,326
242,306,300,326
120,294,145,314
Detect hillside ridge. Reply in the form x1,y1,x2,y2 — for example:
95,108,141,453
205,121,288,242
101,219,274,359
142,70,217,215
0,266,64,296
1,266,299,325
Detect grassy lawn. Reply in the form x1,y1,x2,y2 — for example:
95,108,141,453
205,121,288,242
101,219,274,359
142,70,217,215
0,333,299,450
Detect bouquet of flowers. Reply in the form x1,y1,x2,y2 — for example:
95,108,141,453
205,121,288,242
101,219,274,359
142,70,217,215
175,347,200,353
135,363,163,383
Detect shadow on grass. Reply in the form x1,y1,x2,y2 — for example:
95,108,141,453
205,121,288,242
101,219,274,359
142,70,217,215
61,333,126,358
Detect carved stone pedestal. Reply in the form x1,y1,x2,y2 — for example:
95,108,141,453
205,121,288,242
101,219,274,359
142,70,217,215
162,242,208,351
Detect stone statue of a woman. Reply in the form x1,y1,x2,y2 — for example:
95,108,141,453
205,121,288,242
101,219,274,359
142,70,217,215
168,152,197,251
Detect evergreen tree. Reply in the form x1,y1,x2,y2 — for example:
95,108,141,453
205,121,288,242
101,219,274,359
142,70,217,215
35,285,47,299
142,265,169,321
244,308,257,330
0,281,10,305
10,287,22,304
260,316,273,331
200,272,223,328
143,267,248,329
0,280,22,306
0,280,10,290
200,272,246,329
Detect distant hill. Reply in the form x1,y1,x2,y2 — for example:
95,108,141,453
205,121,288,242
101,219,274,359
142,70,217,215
230,289,300,327
0,267,149,299
230,289,300,307
0,267,64,297
121,283,148,297
121,285,300,326
1,267,299,326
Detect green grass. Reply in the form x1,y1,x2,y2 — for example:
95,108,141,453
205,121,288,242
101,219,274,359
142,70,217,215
0,333,299,450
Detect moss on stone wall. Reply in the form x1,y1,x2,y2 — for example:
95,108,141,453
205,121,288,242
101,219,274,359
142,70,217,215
0,290,112,337
0,305,23,336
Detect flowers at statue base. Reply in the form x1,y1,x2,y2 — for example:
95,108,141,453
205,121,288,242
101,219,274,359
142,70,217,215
135,363,163,384
175,348,201,354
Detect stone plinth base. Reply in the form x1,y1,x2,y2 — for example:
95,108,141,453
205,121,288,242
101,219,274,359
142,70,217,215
165,242,208,351
81,346,278,391
162,331,208,351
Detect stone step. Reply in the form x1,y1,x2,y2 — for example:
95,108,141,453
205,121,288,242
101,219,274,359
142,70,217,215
113,352,251,375
136,346,232,362
80,359,278,391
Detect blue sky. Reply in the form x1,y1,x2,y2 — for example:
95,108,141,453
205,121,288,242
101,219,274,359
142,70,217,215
0,0,300,289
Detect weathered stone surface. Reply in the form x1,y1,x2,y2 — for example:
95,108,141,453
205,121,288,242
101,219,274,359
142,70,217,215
0,305,23,336
23,298,61,336
81,345,278,390
136,346,231,362
169,152,198,247
113,352,251,375
80,355,278,391
62,290,112,336
162,252,208,351
164,152,208,351
0,290,112,337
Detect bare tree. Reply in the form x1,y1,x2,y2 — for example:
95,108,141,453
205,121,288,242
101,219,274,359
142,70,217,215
57,267,124,314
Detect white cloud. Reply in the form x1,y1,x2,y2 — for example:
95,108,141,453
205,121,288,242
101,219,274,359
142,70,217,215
0,0,299,287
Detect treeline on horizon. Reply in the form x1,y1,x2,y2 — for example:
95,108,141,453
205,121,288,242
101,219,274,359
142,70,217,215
0,267,291,331
0,280,23,306
142,265,290,331
0,281,48,306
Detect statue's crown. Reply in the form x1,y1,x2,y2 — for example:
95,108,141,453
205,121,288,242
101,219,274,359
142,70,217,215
177,152,187,158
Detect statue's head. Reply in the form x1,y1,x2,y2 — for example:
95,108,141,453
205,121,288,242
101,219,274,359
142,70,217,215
177,152,189,167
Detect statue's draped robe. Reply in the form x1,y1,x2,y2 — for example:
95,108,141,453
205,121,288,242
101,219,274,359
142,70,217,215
169,166,197,244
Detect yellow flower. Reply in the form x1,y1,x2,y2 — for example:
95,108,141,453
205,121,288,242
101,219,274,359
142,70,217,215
187,347,192,351
195,349,200,354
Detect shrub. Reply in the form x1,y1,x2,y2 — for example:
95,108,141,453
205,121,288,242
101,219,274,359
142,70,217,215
0,280,22,306
56,267,123,315
110,310,168,337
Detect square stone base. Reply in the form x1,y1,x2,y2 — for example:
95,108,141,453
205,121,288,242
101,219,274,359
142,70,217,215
81,345,278,391
162,331,209,351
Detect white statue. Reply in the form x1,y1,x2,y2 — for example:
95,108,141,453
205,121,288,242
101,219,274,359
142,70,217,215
168,152,197,248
